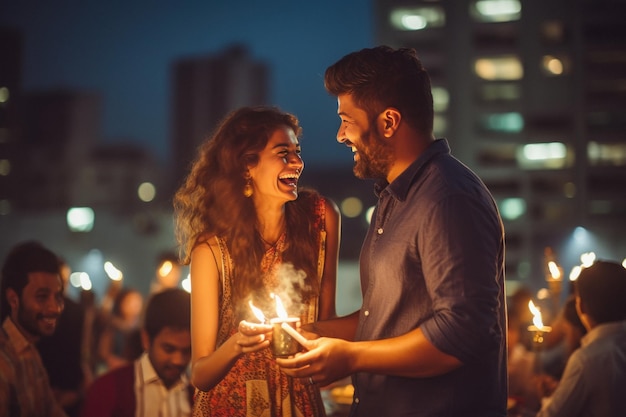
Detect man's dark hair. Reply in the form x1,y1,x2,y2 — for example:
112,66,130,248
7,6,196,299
1,240,60,320
576,260,626,324
143,288,191,341
324,45,434,136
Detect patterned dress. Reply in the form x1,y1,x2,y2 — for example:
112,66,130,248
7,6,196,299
193,198,327,417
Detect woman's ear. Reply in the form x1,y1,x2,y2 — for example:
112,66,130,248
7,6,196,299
377,108,402,138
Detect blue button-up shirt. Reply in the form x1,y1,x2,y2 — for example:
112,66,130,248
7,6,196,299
350,139,507,417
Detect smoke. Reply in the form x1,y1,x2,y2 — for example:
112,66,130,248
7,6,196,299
273,262,308,315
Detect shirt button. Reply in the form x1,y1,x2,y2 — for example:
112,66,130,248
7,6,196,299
354,397,360,404
377,228,383,234
364,310,370,317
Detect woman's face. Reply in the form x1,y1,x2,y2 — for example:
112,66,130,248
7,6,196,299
248,125,304,204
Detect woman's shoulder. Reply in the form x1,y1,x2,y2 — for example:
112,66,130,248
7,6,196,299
191,234,221,256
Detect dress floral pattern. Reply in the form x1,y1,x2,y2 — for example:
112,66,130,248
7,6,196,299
193,197,327,417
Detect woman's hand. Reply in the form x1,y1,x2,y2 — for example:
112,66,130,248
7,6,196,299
236,320,273,353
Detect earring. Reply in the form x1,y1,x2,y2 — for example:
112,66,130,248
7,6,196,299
243,177,253,198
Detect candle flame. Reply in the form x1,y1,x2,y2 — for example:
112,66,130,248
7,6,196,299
548,261,561,280
249,300,266,323
158,260,173,277
569,265,582,281
580,252,596,268
528,300,545,329
104,261,123,281
272,293,289,319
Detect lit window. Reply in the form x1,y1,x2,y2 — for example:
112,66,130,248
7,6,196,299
433,114,447,136
564,182,576,198
432,87,449,112
477,143,518,167
0,159,10,176
471,0,521,23
479,83,521,101
516,142,570,170
480,112,524,133
0,87,9,103
588,142,626,166
541,55,570,76
390,6,445,31
499,197,526,220
475,56,523,80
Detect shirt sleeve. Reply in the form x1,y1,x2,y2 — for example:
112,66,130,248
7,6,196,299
419,192,505,363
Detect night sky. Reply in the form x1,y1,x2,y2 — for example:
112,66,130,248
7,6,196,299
0,1,373,167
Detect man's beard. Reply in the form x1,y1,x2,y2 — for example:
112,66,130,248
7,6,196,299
353,128,393,180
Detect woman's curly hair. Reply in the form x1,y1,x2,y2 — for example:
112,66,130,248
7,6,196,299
173,106,322,311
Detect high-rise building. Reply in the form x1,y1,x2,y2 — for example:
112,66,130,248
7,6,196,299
18,90,101,209
170,44,269,192
374,0,626,288
0,27,23,216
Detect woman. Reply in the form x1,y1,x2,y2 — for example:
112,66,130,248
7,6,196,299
174,106,340,416
96,287,144,373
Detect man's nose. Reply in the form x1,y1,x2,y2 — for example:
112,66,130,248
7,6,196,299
336,125,347,143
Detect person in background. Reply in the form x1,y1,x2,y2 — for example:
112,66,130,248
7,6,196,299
277,46,507,416
38,258,89,417
81,288,193,417
0,240,68,417
538,295,587,381
507,302,558,415
97,287,144,372
536,260,626,417
174,106,340,416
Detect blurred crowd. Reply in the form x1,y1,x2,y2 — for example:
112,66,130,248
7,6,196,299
1,241,189,417
2,239,625,417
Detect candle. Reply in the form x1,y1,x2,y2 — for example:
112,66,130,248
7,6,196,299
267,293,310,357
269,317,301,357
280,321,309,346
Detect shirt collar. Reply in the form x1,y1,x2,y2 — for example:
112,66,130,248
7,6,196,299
580,320,626,347
374,138,451,201
2,317,32,354
137,351,189,389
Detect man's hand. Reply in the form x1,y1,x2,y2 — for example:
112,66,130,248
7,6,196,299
275,336,355,387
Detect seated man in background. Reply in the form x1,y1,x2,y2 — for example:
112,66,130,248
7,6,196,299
81,288,193,417
0,240,68,417
537,260,626,417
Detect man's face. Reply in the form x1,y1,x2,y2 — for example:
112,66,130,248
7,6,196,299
10,271,64,341
336,93,394,180
145,327,192,389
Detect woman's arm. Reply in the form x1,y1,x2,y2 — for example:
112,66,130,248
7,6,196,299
189,242,272,391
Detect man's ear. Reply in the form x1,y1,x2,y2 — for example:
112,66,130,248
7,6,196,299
377,108,402,138
140,329,151,351
6,288,19,312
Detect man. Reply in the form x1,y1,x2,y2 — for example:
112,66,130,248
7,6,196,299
81,288,193,417
277,46,507,416
0,240,68,417
537,260,626,417
38,258,89,417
